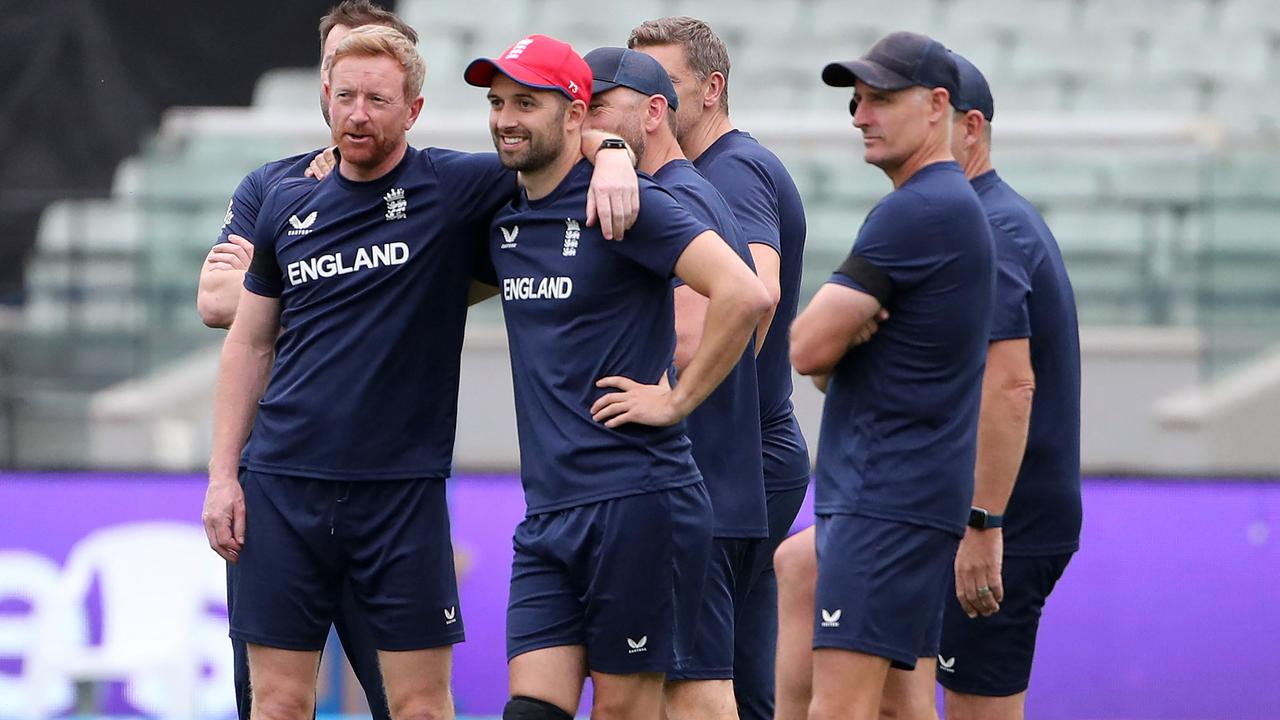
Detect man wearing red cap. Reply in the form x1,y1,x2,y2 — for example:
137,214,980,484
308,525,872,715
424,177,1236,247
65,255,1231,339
463,34,771,720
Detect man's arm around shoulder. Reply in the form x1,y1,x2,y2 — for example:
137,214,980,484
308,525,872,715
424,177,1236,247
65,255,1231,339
197,234,255,328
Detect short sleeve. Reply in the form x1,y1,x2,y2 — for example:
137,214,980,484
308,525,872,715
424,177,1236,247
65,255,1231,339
243,185,285,298
472,228,498,286
989,226,1033,341
431,151,517,290
216,169,266,246
830,255,893,305
701,156,781,252
430,149,518,230
830,190,943,296
610,181,712,278
661,179,751,289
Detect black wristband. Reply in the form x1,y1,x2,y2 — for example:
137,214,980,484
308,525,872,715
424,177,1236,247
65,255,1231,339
968,507,1004,529
835,254,892,306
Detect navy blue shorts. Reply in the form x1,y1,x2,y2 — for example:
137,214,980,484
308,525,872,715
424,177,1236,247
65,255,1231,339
228,569,390,720
813,514,957,670
667,536,765,680
230,470,464,652
937,552,1073,696
506,483,713,675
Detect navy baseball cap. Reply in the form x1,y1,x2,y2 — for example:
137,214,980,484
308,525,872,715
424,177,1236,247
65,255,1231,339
822,31,960,101
584,46,678,110
949,51,994,121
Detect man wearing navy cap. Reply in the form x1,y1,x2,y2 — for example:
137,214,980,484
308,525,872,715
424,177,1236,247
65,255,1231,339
464,35,771,720
584,46,769,720
933,52,1082,720
791,31,995,720
773,51,1080,720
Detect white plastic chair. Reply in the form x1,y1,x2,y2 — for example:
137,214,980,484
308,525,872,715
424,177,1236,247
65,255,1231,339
0,550,74,718
23,521,231,719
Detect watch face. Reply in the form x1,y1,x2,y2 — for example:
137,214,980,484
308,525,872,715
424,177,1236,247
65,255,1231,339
968,508,987,529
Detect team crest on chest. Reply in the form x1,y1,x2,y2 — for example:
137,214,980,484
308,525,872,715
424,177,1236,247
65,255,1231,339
384,187,407,221
563,218,580,257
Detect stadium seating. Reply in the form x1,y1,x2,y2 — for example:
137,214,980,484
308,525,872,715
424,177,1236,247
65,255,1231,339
16,0,1280,398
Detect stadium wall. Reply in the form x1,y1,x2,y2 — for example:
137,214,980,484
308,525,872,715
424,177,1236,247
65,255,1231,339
80,324,1280,475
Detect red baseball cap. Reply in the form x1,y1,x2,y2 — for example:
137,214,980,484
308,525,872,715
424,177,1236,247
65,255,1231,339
464,34,592,104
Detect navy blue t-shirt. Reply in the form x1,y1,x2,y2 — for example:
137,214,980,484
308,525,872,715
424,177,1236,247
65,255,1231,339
241,147,515,480
217,150,321,246
654,159,767,539
695,130,811,491
973,170,1082,556
485,159,711,515
815,161,995,537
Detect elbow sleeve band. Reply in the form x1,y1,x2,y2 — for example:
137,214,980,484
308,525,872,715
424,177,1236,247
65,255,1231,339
835,254,892,306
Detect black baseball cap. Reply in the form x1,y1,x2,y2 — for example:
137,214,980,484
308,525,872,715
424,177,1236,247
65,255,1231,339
949,51,994,121
584,46,679,110
822,31,960,102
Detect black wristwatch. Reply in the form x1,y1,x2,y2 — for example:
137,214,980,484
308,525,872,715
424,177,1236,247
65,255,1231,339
598,137,629,151
968,506,1004,530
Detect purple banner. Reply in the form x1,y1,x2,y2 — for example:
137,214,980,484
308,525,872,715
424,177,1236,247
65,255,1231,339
1,473,1278,718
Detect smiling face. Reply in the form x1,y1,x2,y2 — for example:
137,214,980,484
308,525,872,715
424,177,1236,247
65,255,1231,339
851,80,935,172
585,87,649,163
486,74,575,173
325,52,422,178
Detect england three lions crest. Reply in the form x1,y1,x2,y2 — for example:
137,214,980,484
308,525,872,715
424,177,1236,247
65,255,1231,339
384,188,407,221
563,218,580,257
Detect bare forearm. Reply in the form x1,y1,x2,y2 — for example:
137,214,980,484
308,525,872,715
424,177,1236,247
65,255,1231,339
673,286,708,373
669,288,764,416
747,245,781,355
208,336,273,482
755,306,777,356
197,269,246,329
790,308,847,376
972,382,1034,513
790,285,882,375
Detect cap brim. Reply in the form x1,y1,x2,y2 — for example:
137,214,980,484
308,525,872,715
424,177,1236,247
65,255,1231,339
464,57,574,100
590,79,677,109
821,59,914,91
591,78,624,96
